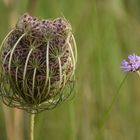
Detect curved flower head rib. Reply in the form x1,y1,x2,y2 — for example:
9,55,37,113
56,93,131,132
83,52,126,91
0,13,77,114
121,54,140,72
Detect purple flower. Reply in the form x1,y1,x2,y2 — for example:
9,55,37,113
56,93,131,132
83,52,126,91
121,54,140,72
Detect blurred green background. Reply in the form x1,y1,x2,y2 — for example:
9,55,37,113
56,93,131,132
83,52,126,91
1,0,140,140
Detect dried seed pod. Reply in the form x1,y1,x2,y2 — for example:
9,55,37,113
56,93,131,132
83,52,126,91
0,13,77,113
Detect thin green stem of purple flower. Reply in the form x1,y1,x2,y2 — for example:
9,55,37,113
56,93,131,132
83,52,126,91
96,74,128,140
137,71,140,77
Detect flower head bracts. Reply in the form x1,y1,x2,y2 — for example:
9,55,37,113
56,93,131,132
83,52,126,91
121,54,140,72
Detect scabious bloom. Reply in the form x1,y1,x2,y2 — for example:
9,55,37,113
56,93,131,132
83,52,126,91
0,13,77,113
120,54,140,72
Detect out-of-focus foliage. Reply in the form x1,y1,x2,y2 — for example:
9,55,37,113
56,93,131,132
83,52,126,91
1,0,140,140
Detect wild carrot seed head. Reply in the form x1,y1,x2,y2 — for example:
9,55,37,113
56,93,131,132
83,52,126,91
0,13,77,113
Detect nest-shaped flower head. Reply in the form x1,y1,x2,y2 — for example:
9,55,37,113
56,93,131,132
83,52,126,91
0,13,77,113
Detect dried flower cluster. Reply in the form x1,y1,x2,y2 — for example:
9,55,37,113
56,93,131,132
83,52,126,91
0,13,77,113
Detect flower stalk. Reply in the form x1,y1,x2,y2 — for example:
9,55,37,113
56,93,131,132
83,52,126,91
137,71,140,77
30,114,35,140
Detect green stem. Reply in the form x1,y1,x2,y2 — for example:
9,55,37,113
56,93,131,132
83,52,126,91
95,74,128,140
137,71,140,77
69,102,76,140
30,114,35,140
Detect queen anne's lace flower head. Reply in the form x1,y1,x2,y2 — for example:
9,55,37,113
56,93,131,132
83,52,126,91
121,54,140,72
0,13,77,113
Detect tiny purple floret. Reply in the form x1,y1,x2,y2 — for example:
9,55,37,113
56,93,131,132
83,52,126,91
120,54,140,72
